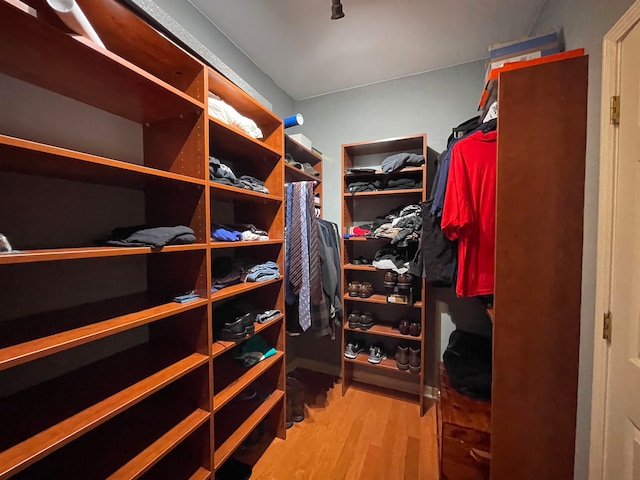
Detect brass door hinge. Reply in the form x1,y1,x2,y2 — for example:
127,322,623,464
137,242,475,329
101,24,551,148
603,311,612,342
610,96,620,125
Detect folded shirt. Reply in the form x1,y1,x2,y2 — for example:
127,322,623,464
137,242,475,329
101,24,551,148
211,224,243,242
242,261,280,282
380,152,425,173
104,225,196,247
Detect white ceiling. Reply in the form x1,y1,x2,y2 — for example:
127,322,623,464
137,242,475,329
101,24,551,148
188,0,546,101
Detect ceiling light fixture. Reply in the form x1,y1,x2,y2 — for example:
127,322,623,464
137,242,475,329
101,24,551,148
331,0,344,20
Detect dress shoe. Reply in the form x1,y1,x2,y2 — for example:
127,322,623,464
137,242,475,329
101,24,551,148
399,320,410,335
348,310,362,329
348,281,361,297
396,345,409,370
397,273,413,288
359,281,374,298
218,313,255,341
359,311,374,330
409,346,421,373
409,321,421,337
383,271,398,288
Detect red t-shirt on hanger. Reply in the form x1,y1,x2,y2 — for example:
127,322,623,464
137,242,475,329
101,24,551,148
441,129,497,297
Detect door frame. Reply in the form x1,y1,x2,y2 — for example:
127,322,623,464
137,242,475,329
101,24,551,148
590,2,640,478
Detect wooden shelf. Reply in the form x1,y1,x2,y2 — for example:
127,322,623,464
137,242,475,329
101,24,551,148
344,323,422,340
210,239,283,249
107,408,210,479
285,135,322,166
344,352,418,375
0,2,204,124
344,263,376,271
209,182,283,204
0,244,207,265
213,390,284,470
344,166,425,177
209,116,281,159
343,293,423,308
0,346,208,478
343,135,425,157
212,315,284,359
213,351,284,412
440,364,491,433
344,188,423,197
0,293,208,371
284,162,322,183
0,134,207,187
211,277,282,303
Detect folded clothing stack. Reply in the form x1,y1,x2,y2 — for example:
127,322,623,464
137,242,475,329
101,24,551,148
209,156,270,194
211,224,269,242
211,257,281,292
102,225,196,247
380,152,425,173
373,204,422,246
208,93,263,139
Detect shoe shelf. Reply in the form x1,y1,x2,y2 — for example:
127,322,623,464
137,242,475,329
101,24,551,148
212,314,284,359
213,390,285,470
0,293,208,371
344,323,422,341
343,293,423,309
341,133,428,416
0,2,204,125
210,277,283,303
343,188,424,198
344,352,416,375
213,351,284,412
0,344,208,478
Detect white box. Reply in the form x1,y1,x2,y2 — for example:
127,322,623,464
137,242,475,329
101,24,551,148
290,133,312,150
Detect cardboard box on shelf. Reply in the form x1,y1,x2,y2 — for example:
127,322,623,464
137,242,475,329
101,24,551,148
289,133,312,150
488,27,563,70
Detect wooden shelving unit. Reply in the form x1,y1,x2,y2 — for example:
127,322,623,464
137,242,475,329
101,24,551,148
0,0,285,476
438,55,588,480
340,134,428,415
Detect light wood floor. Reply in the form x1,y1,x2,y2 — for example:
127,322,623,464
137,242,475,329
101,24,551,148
243,370,439,480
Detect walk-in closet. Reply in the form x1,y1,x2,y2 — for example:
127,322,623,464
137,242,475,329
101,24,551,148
1,0,634,478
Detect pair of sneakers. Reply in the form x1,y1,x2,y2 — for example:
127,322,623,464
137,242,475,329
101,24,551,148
344,340,387,364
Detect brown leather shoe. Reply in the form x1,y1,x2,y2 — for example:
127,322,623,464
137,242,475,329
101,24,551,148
409,346,421,373
348,281,361,297
409,321,421,337
359,311,374,330
359,281,374,298
399,320,410,335
348,310,362,328
397,273,413,287
383,271,398,288
396,345,409,370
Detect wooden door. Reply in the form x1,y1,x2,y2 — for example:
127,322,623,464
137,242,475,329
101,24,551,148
603,17,640,480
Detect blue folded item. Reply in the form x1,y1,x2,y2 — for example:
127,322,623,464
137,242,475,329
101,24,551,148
243,261,280,282
211,224,243,242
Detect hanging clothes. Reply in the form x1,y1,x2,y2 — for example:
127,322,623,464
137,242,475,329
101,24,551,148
441,129,497,297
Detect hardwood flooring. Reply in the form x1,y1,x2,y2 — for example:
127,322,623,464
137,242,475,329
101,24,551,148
238,370,439,480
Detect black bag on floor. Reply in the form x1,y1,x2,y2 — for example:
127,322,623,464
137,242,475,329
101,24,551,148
443,329,492,400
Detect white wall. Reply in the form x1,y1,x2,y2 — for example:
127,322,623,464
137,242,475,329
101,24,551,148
292,59,488,226
530,1,633,479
